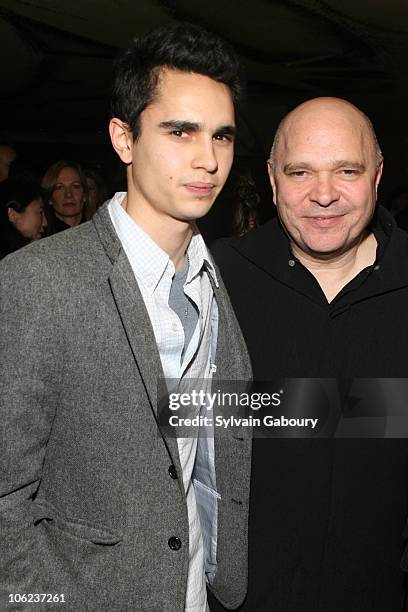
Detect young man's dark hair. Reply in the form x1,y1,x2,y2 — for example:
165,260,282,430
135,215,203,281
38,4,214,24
111,22,242,139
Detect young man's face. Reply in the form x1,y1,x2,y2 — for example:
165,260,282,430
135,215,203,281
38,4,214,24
113,69,236,225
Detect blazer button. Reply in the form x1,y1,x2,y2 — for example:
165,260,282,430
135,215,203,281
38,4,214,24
168,536,182,551
168,464,178,480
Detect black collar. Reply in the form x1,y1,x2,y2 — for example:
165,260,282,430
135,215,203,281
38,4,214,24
229,205,408,304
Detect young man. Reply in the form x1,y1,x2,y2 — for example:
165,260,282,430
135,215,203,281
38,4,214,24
0,24,251,611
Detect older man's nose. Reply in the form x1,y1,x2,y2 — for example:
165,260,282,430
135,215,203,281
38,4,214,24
309,173,340,207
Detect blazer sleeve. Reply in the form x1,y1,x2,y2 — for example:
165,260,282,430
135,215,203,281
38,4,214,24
0,252,62,600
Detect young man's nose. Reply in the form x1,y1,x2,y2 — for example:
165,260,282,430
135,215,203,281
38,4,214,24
191,138,218,173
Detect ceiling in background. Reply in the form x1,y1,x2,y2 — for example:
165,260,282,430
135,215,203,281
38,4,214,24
0,0,407,185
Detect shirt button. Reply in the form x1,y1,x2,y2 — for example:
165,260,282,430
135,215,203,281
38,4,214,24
168,464,178,480
171,323,178,332
288,259,295,267
374,264,380,271
168,536,182,551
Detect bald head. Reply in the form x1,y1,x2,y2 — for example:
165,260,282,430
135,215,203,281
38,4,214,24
269,97,382,169
266,97,384,263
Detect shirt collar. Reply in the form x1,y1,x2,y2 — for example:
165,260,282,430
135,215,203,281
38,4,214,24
187,228,219,287
108,192,218,289
108,192,170,291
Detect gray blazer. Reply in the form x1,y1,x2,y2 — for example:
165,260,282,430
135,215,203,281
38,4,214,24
0,204,252,612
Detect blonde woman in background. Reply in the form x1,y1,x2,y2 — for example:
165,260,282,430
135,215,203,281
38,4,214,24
41,160,88,234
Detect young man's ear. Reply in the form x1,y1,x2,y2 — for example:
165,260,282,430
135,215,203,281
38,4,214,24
109,118,133,164
7,207,18,223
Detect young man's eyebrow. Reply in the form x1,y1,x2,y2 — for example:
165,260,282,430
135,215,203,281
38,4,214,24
159,120,200,131
158,120,236,136
215,125,236,137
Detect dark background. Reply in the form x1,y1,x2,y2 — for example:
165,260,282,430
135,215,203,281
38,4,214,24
1,0,408,231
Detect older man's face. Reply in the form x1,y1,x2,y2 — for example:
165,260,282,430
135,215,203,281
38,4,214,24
268,101,383,261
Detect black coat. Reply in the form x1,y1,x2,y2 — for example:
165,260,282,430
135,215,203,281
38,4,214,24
208,206,408,612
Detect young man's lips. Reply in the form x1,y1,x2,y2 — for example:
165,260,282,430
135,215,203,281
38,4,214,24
184,182,214,194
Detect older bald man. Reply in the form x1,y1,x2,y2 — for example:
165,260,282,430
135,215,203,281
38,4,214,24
209,98,408,611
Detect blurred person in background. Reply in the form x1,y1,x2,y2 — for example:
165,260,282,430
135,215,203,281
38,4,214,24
83,167,109,218
387,185,408,217
0,177,46,258
231,169,260,236
0,144,17,182
388,186,408,231
41,160,87,234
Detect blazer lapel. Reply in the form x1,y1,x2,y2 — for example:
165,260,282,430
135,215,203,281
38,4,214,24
93,203,182,473
109,251,162,413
